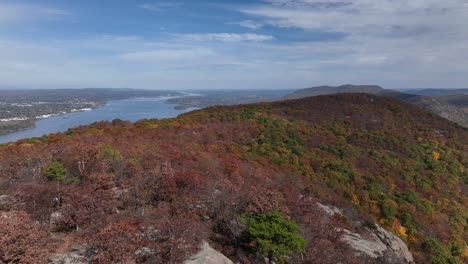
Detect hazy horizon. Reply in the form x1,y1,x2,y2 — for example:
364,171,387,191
1,86,467,92
1,0,467,89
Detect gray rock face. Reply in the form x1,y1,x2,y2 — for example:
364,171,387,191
134,247,156,263
316,202,342,216
316,203,414,263
0,194,17,210
49,246,95,264
184,240,233,264
339,225,413,263
50,211,64,225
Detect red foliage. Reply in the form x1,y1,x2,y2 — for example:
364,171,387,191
91,220,143,263
0,94,465,263
0,211,54,263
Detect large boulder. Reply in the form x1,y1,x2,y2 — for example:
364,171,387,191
0,194,17,210
48,245,95,264
317,202,414,263
339,225,413,263
50,211,64,229
134,247,157,263
184,240,232,264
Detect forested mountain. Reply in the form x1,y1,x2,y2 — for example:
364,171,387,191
0,94,466,263
437,94,468,110
284,84,385,99
403,89,468,97
285,85,468,128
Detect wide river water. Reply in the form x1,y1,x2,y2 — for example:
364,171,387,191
0,96,196,144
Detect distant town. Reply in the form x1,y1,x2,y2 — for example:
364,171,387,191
0,89,181,135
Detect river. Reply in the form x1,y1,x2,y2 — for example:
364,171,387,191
0,96,197,144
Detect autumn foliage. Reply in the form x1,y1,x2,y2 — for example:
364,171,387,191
0,94,466,263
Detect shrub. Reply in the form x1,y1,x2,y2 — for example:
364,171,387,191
381,199,397,220
101,145,123,161
422,238,460,264
401,190,419,203
366,182,385,201
43,160,67,182
0,211,53,263
243,211,307,263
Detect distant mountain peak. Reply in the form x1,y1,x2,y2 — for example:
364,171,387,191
285,84,384,99
284,84,468,128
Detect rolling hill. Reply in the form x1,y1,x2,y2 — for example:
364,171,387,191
403,89,468,97
0,94,466,263
284,84,385,99
285,85,468,128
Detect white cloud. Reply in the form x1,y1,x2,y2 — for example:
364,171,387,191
234,0,468,87
0,3,70,23
0,1,466,89
101,35,141,42
137,3,181,12
175,33,274,42
244,0,468,38
236,20,264,29
119,48,216,62
1,30,466,90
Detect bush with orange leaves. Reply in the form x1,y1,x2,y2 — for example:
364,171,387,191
91,220,144,263
0,210,53,263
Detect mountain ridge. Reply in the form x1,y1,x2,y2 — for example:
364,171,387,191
284,84,468,128
284,84,386,99
0,93,466,263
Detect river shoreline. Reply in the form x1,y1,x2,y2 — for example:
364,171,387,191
0,95,196,144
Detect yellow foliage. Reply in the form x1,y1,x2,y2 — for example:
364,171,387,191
397,225,407,237
391,219,407,237
462,247,468,258
352,194,360,205
432,151,440,161
370,201,380,215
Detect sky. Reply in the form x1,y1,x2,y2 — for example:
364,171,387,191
0,0,467,90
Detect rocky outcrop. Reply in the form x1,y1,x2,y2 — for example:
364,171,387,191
339,225,413,263
184,240,233,264
134,247,157,263
48,245,95,264
316,202,342,216
317,203,414,263
49,211,63,226
0,194,17,210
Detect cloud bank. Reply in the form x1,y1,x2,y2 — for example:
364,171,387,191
0,1,467,89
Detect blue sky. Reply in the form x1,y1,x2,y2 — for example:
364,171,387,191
0,0,467,90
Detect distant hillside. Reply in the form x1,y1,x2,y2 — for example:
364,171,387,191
0,94,466,263
403,88,468,97
0,88,181,103
437,94,468,109
402,95,468,128
285,85,468,128
284,84,385,99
